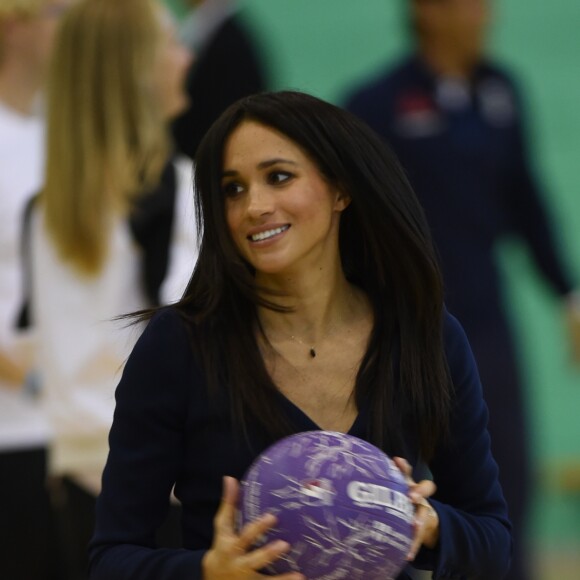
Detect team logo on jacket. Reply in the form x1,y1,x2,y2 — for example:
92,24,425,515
478,78,516,127
394,90,445,138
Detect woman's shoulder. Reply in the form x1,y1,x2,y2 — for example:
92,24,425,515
442,309,471,355
137,306,196,353
441,309,480,391
119,306,203,402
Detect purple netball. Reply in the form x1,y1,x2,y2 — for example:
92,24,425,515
238,431,414,579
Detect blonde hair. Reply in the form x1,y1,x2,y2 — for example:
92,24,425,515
0,0,44,60
43,0,170,275
0,0,44,18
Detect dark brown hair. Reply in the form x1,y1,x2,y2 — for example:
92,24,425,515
175,90,452,461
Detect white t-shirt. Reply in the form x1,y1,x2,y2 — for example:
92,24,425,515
0,100,51,452
30,209,150,476
28,155,199,477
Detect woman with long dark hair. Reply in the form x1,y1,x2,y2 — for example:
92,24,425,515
89,91,512,579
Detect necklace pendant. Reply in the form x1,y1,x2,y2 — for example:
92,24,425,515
309,348,316,358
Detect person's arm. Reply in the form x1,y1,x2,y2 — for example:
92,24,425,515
412,313,513,579
505,86,574,296
88,308,205,580
0,348,26,386
1,193,38,388
505,86,580,365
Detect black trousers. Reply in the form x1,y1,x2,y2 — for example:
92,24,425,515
52,478,98,580
466,319,532,580
0,447,58,580
53,478,183,580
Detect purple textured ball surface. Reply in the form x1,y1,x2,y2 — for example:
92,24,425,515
238,431,414,580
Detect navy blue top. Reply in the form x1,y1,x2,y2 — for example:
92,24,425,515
346,57,573,326
89,308,511,579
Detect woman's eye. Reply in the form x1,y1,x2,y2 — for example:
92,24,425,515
268,171,292,185
222,182,244,197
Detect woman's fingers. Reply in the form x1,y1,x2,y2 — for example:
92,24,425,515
239,538,291,572
237,512,278,551
409,478,437,503
393,456,413,481
213,476,239,537
406,518,424,560
393,456,437,502
392,458,439,560
204,477,306,579
212,477,302,574
407,496,440,561
406,499,431,560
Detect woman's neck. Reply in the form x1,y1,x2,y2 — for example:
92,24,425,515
256,268,369,346
0,59,43,116
418,40,479,80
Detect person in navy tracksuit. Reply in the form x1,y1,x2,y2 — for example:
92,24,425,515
346,2,580,579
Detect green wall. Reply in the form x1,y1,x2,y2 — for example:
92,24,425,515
166,0,580,547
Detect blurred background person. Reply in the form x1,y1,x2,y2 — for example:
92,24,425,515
345,1,580,579
19,0,197,577
171,0,267,159
0,1,69,578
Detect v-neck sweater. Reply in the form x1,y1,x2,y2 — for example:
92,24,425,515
89,307,511,580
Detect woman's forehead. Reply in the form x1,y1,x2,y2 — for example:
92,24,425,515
223,122,302,165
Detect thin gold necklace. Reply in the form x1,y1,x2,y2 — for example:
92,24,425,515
262,288,360,360
288,334,317,358
286,320,343,359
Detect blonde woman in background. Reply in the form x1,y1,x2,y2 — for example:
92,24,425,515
21,0,196,577
0,2,70,579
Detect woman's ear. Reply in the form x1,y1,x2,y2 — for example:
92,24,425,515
334,189,352,212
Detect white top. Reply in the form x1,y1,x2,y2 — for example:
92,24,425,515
0,100,51,451
160,156,199,304
29,156,199,477
30,209,148,475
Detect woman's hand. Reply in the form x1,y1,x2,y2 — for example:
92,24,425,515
202,476,305,580
0,349,26,387
393,457,440,562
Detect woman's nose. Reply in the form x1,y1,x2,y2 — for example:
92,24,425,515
246,186,274,217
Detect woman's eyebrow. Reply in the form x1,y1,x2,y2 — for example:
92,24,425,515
222,158,298,178
257,158,297,169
